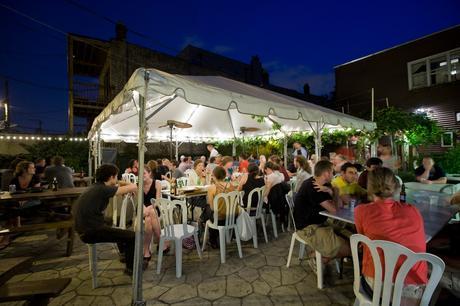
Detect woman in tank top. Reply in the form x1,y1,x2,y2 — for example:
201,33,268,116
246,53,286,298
142,166,169,263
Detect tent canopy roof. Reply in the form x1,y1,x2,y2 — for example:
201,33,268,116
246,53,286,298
88,68,375,142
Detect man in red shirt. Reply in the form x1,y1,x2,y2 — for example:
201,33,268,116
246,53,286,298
355,167,427,302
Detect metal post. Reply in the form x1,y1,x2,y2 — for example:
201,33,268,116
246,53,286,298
175,138,179,161
87,143,92,183
232,141,236,157
283,136,288,168
314,121,322,158
371,87,375,122
132,71,148,306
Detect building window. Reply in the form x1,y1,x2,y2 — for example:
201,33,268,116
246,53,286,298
451,50,459,82
408,48,460,90
441,131,454,147
410,61,427,88
429,55,448,85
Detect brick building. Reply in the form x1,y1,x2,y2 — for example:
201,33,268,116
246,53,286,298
68,23,324,133
334,25,460,153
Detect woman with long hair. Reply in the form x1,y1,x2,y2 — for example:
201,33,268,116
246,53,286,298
142,166,169,265
294,156,312,193
238,163,265,208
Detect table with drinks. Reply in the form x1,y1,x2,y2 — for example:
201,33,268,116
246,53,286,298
319,198,459,243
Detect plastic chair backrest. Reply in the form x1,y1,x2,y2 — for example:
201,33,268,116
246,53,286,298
350,234,445,306
176,177,189,188
212,191,240,228
285,192,296,230
122,173,137,184
393,175,403,200
156,198,189,237
246,187,264,218
160,180,171,191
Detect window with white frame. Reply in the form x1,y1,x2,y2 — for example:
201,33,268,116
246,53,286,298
408,48,460,90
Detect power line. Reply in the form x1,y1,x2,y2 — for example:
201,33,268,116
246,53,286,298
63,0,182,54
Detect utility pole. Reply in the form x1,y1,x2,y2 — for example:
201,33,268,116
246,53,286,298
3,80,10,127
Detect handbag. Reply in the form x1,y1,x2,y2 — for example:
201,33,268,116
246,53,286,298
236,210,253,241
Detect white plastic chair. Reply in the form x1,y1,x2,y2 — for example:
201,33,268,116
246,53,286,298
176,177,189,189
350,234,445,306
122,173,137,184
156,198,202,278
245,186,268,248
286,191,296,231
285,192,325,289
90,193,136,288
202,190,243,263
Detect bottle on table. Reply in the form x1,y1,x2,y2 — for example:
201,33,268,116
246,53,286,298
171,182,176,196
52,177,58,191
400,183,406,203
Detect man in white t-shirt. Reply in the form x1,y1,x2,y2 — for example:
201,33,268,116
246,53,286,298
207,144,219,159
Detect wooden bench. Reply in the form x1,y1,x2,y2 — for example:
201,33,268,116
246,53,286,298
0,278,71,305
0,220,75,256
0,257,71,305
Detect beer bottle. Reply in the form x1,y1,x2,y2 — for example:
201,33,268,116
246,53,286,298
52,177,58,191
400,183,406,203
170,181,176,196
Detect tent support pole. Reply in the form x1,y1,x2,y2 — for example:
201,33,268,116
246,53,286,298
87,144,92,182
132,71,148,306
314,121,322,158
232,141,236,156
283,136,288,168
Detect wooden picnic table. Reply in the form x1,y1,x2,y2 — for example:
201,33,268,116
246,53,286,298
0,187,87,256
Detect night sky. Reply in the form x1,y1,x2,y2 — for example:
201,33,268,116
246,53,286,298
0,0,459,134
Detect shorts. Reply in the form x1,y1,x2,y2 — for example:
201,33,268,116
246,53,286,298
297,224,346,258
363,276,425,305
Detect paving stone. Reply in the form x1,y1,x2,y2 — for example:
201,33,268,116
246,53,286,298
184,268,202,284
59,265,81,277
226,274,253,298
49,290,76,306
197,276,226,300
259,266,281,288
91,296,115,305
146,302,168,306
160,270,186,287
324,287,351,305
243,253,267,269
159,283,197,304
266,255,286,267
269,285,303,305
62,277,82,294
215,257,245,276
66,295,95,306
112,286,133,306
238,267,259,283
212,296,242,305
144,285,170,300
261,246,288,257
281,266,307,285
111,274,132,286
242,293,274,306
76,278,114,295
172,297,211,306
252,279,271,295
23,269,60,281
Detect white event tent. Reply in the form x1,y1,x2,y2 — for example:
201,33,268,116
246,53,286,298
87,68,375,304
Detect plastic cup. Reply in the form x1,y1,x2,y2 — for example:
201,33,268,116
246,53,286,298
429,195,439,205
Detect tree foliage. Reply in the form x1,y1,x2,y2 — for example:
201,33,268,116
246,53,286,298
371,107,442,146
21,140,89,171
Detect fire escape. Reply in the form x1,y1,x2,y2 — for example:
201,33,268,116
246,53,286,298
67,35,110,134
